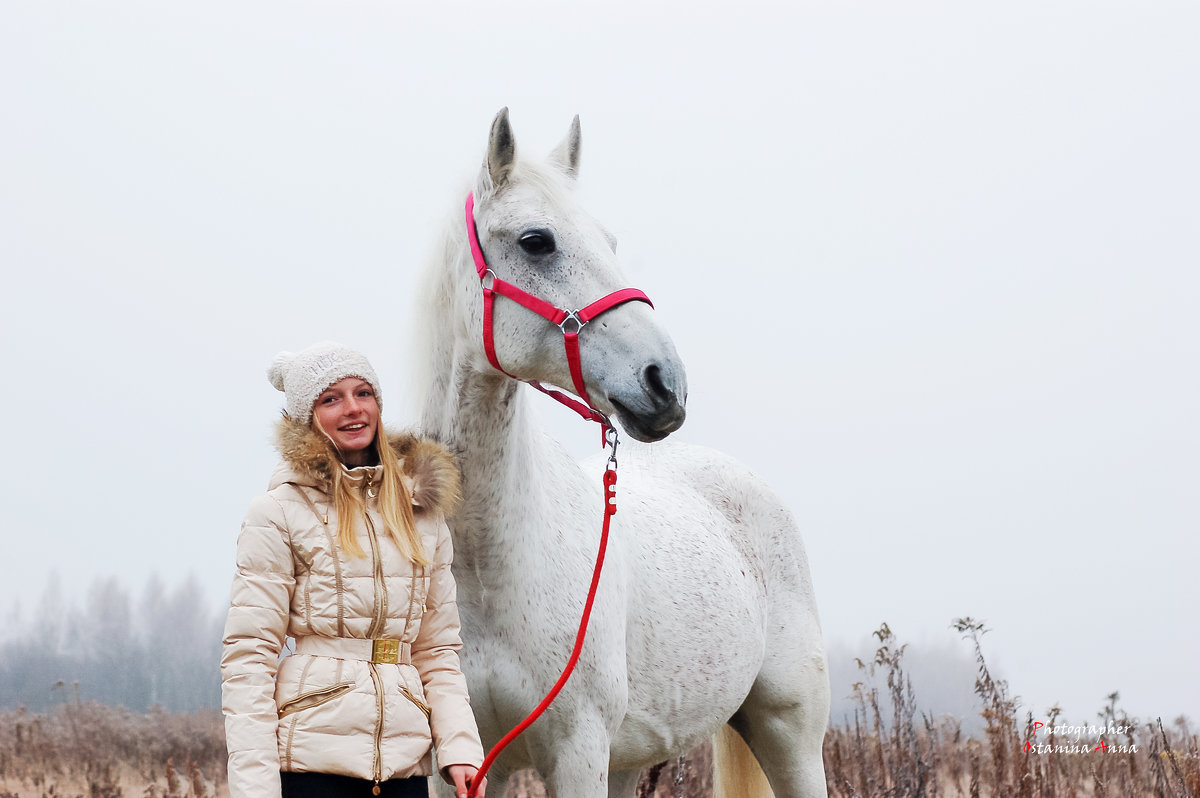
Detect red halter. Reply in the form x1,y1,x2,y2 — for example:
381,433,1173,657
465,192,653,430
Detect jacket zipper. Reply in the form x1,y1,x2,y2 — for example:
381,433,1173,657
277,681,355,717
363,489,387,639
400,684,432,719
368,662,385,792
363,480,387,792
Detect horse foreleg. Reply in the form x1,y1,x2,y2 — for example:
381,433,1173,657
605,769,642,798
535,716,614,798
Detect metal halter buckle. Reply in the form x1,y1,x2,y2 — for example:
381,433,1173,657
559,310,586,335
481,269,497,290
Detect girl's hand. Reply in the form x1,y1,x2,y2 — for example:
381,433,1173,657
448,764,485,798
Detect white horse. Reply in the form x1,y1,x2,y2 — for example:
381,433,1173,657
416,109,829,798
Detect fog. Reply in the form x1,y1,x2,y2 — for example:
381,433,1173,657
1,1,1196,725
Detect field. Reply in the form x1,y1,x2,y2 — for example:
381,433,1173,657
0,700,224,798
820,620,1199,798
1,622,1194,798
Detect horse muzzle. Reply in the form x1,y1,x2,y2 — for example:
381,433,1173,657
608,362,687,443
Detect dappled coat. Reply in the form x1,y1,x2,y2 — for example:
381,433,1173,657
221,419,484,798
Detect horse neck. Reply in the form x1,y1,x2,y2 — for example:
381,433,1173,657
419,239,588,575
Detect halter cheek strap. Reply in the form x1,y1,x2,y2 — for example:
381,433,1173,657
466,192,653,429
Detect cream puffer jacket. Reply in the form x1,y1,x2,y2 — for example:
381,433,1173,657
221,419,484,798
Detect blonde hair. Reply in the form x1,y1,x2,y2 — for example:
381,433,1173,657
315,418,431,566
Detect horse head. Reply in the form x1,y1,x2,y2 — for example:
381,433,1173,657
465,108,687,442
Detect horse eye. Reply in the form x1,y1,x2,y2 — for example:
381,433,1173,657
519,229,556,256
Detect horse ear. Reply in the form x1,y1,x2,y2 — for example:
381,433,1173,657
478,107,517,198
549,115,582,179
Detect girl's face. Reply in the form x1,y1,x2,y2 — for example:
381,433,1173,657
312,377,379,464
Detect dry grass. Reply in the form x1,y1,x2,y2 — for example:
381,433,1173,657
1,623,1195,798
822,620,1200,798
0,695,225,798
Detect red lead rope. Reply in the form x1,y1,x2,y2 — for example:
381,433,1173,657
464,193,638,797
467,455,618,797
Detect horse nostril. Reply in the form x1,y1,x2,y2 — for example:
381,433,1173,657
642,364,674,405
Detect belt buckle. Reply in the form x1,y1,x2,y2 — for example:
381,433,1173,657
371,639,400,665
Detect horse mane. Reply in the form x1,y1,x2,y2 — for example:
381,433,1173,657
408,206,465,422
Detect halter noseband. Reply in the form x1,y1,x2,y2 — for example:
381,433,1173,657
465,192,653,430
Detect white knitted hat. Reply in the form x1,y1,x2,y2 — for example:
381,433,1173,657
267,341,382,423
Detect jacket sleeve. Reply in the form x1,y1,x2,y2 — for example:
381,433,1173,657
220,492,294,798
411,515,485,777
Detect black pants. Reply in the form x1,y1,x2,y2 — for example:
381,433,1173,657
280,771,429,798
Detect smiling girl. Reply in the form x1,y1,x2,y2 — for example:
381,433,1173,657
221,342,485,798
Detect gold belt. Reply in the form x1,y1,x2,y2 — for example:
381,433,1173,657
293,636,411,665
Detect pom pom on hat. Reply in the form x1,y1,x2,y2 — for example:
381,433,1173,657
267,351,294,393
267,341,382,423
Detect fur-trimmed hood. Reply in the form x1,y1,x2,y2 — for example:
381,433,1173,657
267,416,460,516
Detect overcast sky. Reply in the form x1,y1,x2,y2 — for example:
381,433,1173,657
2,0,1196,726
